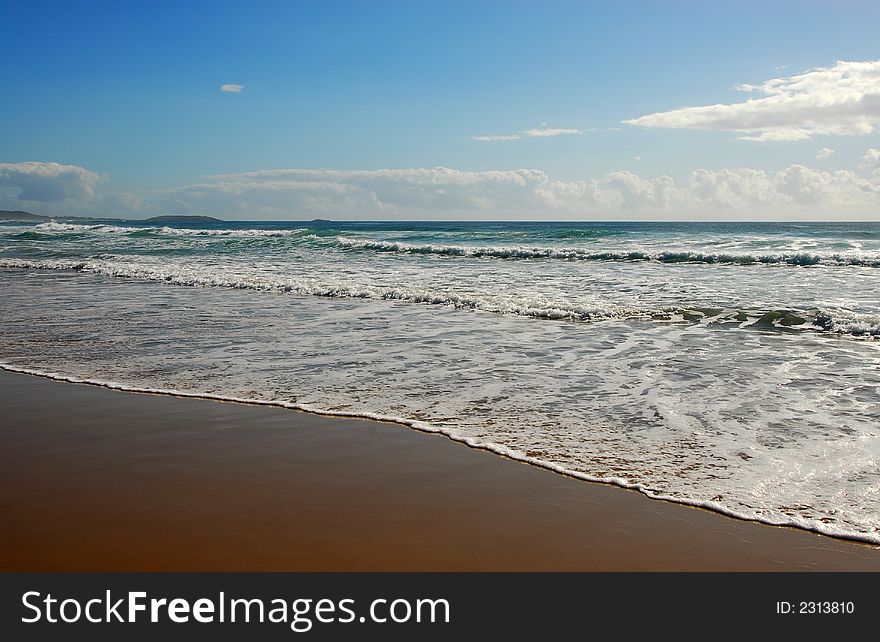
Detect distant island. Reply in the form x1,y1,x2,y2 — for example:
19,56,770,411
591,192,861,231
0,210,223,224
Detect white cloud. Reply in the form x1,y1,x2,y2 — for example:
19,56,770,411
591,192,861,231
689,165,880,211
816,147,835,160
7,161,880,220
221,84,244,93
171,167,558,215
0,161,102,202
865,148,880,165
131,164,880,219
472,127,582,141
521,127,582,138
624,60,880,141
471,134,521,142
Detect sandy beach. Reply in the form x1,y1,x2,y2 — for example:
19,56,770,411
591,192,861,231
1,368,877,571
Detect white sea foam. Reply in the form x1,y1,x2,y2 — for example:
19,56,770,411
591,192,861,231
329,236,880,266
34,222,138,234
3,361,878,546
2,256,878,337
3,221,880,546
32,221,306,237
12,224,880,265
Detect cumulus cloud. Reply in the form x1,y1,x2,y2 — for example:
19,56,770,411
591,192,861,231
5,160,880,220
690,165,880,211
221,84,244,93
472,127,582,141
624,60,880,141
816,147,835,160
164,168,559,216
0,161,102,201
129,164,880,219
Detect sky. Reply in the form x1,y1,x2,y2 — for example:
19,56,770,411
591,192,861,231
1,0,880,220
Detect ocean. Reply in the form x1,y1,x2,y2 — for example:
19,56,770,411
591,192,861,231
1,219,878,544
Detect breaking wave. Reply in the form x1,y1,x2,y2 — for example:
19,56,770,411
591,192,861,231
3,257,878,337
9,224,879,266
32,222,307,237
329,237,880,267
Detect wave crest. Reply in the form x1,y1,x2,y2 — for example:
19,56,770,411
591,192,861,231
33,222,306,237
3,257,877,338
329,237,880,267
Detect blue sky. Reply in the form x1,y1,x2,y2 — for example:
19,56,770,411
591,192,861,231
2,1,880,219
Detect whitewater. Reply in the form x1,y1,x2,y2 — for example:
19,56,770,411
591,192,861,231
1,218,879,543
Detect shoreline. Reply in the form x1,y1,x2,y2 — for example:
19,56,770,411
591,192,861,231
3,362,878,548
1,367,878,571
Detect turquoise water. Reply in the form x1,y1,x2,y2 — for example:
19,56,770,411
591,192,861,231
1,219,879,543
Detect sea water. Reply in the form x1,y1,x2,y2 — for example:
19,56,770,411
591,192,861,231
1,219,878,543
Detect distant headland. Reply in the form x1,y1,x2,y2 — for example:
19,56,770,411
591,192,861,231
0,210,48,222
0,210,223,224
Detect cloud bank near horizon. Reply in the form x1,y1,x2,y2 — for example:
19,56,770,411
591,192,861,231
625,60,880,142
0,162,102,202
2,161,880,220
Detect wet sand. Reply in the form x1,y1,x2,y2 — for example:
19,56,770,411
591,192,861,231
1,368,877,571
